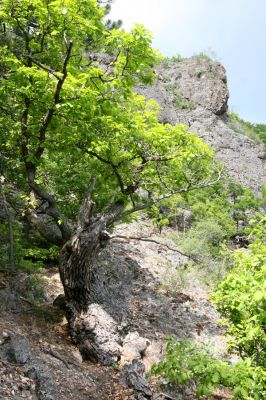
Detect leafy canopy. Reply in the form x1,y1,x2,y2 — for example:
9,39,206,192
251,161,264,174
0,0,217,232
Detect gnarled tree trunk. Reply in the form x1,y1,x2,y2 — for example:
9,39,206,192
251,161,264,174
58,184,125,364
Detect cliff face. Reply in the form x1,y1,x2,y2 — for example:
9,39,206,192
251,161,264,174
138,56,265,193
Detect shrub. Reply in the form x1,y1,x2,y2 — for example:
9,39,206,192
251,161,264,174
24,274,46,304
175,217,231,284
156,261,189,297
212,216,266,366
229,113,266,145
152,338,266,399
0,219,59,271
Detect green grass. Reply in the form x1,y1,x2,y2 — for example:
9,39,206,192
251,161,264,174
229,112,266,145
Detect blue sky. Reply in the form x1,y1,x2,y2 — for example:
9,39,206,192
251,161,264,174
110,0,266,124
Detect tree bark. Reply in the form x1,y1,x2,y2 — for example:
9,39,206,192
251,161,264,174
59,215,109,312
58,185,125,364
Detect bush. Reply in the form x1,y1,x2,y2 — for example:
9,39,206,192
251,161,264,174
24,275,46,304
160,55,184,69
156,261,189,297
229,113,266,145
152,338,266,399
0,219,59,271
173,217,231,285
211,216,266,366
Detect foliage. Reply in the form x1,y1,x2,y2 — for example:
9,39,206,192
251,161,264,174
148,179,261,242
182,181,260,233
164,82,195,110
177,218,228,260
160,54,184,68
145,179,262,289
152,216,266,399
148,205,171,233
0,219,58,271
24,274,46,303
156,261,189,297
173,217,231,286
152,338,266,399
0,220,25,268
173,91,194,110
196,52,210,60
259,185,266,209
212,216,266,366
0,0,219,249
230,112,266,145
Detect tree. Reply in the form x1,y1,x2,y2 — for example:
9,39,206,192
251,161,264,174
0,0,220,361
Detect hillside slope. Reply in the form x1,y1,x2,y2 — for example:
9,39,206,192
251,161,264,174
1,57,264,400
0,219,226,400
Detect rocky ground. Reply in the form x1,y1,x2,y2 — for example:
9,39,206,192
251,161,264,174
0,218,231,400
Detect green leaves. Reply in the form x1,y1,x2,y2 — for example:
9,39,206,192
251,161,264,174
0,0,218,232
212,216,266,367
152,338,266,399
152,217,266,399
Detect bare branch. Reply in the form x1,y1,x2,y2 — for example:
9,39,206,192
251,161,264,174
77,177,96,229
27,55,62,80
116,169,223,221
35,41,73,159
110,234,197,261
83,148,135,194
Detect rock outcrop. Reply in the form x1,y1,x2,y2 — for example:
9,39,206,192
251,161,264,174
138,56,265,193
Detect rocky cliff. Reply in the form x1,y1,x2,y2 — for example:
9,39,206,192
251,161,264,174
138,56,265,193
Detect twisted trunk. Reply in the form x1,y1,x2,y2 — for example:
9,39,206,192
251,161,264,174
58,187,125,364
59,215,109,312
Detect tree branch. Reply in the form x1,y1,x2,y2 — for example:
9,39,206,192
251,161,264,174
17,36,74,245
35,41,73,159
116,169,223,221
110,234,197,261
27,55,62,80
25,163,71,244
83,148,137,195
77,177,96,229
122,47,130,76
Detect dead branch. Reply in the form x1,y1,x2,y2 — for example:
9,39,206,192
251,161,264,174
117,167,224,221
110,234,197,261
27,55,62,80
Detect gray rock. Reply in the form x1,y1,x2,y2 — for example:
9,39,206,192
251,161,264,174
24,358,58,400
75,303,122,366
0,283,23,313
7,335,31,364
121,331,150,365
138,56,265,193
120,360,154,400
